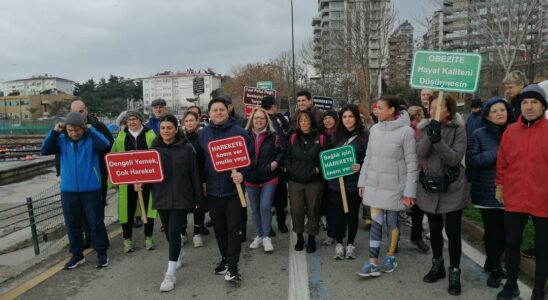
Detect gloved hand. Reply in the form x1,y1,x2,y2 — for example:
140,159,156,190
427,120,442,144
495,185,504,204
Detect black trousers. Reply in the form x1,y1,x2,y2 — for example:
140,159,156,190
479,209,505,270
208,195,243,268
504,212,548,293
410,205,425,241
272,173,288,225
330,190,361,245
157,209,187,261
122,185,154,239
427,210,463,268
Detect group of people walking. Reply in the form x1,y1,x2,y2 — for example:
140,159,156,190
42,72,548,299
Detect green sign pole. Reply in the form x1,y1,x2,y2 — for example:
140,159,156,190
320,145,357,213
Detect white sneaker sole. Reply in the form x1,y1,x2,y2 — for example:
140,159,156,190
356,271,381,277
65,258,86,269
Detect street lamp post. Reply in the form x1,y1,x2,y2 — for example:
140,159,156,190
291,0,296,112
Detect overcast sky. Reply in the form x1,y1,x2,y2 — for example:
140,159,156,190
0,0,436,84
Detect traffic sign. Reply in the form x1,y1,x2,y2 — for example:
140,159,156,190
313,96,334,111
105,150,164,185
193,77,205,95
320,145,356,180
256,81,273,90
409,50,482,93
243,86,276,106
207,136,251,173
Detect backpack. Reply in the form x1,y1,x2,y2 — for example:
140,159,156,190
290,133,325,147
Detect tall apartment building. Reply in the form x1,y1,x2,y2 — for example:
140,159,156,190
386,20,414,86
311,0,391,98
423,11,444,50
2,75,75,96
141,71,221,115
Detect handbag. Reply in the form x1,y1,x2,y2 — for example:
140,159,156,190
419,127,460,193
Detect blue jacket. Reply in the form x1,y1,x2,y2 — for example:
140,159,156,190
465,111,482,139
145,117,160,135
198,117,254,197
41,127,111,192
465,97,515,208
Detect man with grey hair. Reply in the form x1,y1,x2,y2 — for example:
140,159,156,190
502,70,529,118
420,89,433,118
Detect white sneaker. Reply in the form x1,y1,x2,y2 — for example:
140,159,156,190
249,236,263,249
176,248,185,269
181,234,188,245
345,244,356,259
193,234,204,248
160,273,176,292
263,237,274,253
334,243,345,260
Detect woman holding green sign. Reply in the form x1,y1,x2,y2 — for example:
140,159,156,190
356,96,418,278
328,104,369,260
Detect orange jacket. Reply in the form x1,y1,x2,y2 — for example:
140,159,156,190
496,116,548,217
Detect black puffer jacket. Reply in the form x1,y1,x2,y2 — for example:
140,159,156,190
151,135,201,210
285,130,330,184
328,127,369,193
245,129,283,185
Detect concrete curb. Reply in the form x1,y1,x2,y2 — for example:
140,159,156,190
461,217,538,284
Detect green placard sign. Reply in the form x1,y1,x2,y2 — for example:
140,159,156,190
256,81,273,90
320,145,356,180
410,50,482,93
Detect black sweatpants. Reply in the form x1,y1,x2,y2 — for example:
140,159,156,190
208,195,243,268
330,190,361,245
158,209,186,261
504,212,548,293
122,185,154,239
427,210,463,268
479,208,505,270
410,205,425,241
272,172,288,225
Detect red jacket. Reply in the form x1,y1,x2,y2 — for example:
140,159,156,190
496,116,548,217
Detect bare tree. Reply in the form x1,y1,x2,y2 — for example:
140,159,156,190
469,0,543,75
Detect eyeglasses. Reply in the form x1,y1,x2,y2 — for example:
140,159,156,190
126,117,139,122
253,116,266,120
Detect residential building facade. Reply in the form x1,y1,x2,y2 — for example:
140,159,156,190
386,20,414,86
2,75,75,96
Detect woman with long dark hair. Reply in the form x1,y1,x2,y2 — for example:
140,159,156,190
328,104,369,260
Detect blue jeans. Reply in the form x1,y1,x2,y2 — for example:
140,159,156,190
247,184,276,238
61,190,109,256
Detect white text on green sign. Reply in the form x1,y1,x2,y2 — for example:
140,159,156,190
320,145,356,180
409,50,482,93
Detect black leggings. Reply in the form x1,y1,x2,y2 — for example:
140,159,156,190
330,190,361,245
122,185,154,239
480,209,505,270
504,212,548,293
427,210,463,268
410,205,425,241
158,209,186,261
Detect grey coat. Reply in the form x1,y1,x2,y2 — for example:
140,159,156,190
357,111,418,211
415,118,470,214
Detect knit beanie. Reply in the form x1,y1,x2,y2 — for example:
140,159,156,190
65,112,85,129
125,110,143,122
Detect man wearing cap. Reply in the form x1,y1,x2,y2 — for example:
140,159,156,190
465,99,483,138
41,112,111,270
146,98,168,134
495,84,548,300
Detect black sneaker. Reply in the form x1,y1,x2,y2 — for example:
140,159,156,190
224,267,242,283
496,283,519,300
205,220,213,227
487,269,503,288
269,230,276,237
96,252,109,268
521,247,536,259
64,255,85,270
411,239,430,253
214,259,228,275
278,222,289,233
199,226,210,236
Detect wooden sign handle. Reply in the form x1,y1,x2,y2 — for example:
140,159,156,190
435,91,444,121
232,169,247,208
339,177,349,214
137,190,148,224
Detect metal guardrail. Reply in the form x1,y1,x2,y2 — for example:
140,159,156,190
0,184,64,255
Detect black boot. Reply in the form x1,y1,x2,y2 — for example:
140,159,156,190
423,258,446,283
294,233,304,251
487,269,503,288
306,235,316,253
447,267,461,296
496,282,519,300
531,289,545,300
